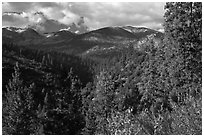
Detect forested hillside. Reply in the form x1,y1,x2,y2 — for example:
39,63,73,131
2,2,202,135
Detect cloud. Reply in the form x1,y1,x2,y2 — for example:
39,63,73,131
68,2,165,30
2,11,48,28
2,12,29,27
2,2,33,12
2,2,165,31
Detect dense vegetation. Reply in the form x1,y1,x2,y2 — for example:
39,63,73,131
2,2,202,135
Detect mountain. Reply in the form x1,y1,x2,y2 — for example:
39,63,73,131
21,28,43,39
2,27,43,44
2,26,163,55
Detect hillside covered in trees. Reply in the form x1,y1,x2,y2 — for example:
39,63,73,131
2,2,202,135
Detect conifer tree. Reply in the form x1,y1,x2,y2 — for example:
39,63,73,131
2,62,39,134
39,68,84,135
163,2,202,102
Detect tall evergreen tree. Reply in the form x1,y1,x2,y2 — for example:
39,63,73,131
164,2,202,78
163,2,202,102
2,62,40,134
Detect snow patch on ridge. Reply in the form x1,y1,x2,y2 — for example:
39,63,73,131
59,27,71,31
16,28,26,33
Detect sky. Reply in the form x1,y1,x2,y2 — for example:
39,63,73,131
2,2,165,32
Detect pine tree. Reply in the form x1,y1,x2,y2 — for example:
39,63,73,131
163,2,202,103
164,2,201,78
39,68,84,135
2,62,39,134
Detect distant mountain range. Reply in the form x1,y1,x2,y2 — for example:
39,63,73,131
2,25,163,55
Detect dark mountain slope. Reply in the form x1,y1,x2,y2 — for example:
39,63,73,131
57,27,138,54
2,27,43,45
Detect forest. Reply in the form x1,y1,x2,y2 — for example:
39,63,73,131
2,2,202,135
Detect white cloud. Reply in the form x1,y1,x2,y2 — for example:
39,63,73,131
2,12,29,27
59,9,80,25
2,2,165,30
67,2,165,30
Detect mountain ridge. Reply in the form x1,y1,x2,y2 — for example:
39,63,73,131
2,25,163,55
